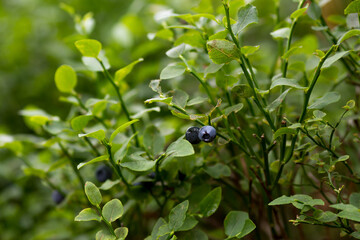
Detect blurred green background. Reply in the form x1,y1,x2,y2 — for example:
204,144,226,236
0,0,352,239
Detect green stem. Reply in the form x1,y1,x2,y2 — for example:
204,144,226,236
97,59,140,147
58,142,85,188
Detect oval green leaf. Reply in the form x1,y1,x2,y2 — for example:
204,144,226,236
75,39,102,58
102,199,124,223
75,208,101,222
54,65,77,93
85,181,102,206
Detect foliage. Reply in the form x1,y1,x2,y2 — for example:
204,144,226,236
1,0,360,239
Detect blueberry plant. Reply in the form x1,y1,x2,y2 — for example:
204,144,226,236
1,0,360,239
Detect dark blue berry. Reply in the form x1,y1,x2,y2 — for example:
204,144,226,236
185,126,201,144
178,171,186,181
198,125,216,143
95,165,112,182
133,181,154,190
52,190,65,204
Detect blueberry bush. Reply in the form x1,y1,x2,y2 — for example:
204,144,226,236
1,0,360,239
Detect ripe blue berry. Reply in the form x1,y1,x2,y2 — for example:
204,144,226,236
185,126,201,144
95,165,112,182
52,190,65,204
198,125,216,143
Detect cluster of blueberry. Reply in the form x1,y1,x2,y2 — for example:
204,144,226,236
185,125,217,144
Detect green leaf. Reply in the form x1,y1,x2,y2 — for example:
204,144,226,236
166,44,185,58
54,65,77,93
74,39,102,58
351,232,360,239
114,58,143,84
131,107,161,119
269,195,294,206
74,208,101,222
120,158,156,172
114,134,137,163
337,29,360,45
224,211,256,238
102,199,124,223
313,210,338,223
85,181,102,206
150,218,167,240
338,210,360,222
344,100,356,110
99,180,120,191
160,64,186,79
204,63,224,78
273,127,297,140
270,27,290,39
241,45,260,56
177,216,198,231
143,125,165,157
345,0,360,14
266,89,290,112
79,129,106,141
330,203,358,211
282,46,302,60
71,115,93,131
308,2,322,20
199,187,222,217
145,97,173,105
96,230,116,240
224,103,244,116
23,167,47,179
204,163,231,179
184,229,208,240
350,193,360,209
114,227,128,240
77,155,109,169
270,78,305,90
169,200,189,231
290,7,307,20
109,119,139,144
207,39,239,64
308,92,341,109
322,51,350,68
232,84,253,98
233,4,258,34
313,110,326,119
166,139,194,157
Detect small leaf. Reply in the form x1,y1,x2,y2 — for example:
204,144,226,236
344,100,356,110
85,181,102,206
169,200,189,231
207,39,239,64
166,44,185,58
338,210,360,222
78,129,106,141
114,227,128,240
345,0,360,15
131,107,161,119
150,218,167,240
313,110,326,119
75,39,102,58
145,97,173,105
233,4,259,34
270,27,290,39
282,46,302,60
204,163,231,179
313,210,338,223
75,208,101,222
114,58,144,84
270,78,305,90
350,193,360,209
241,45,260,56
102,199,124,223
143,125,165,157
96,230,115,240
290,7,307,20
224,211,256,238
231,84,253,98
109,119,139,144
54,65,77,93
77,155,109,169
269,195,294,206
273,127,297,140
224,103,244,116
160,64,186,79
330,203,358,211
308,2,322,20
204,63,224,77
308,92,341,110
199,187,222,217
114,134,137,163
322,51,350,68
71,115,93,131
266,89,290,112
177,216,198,231
337,29,360,45
166,139,194,157
120,159,156,172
